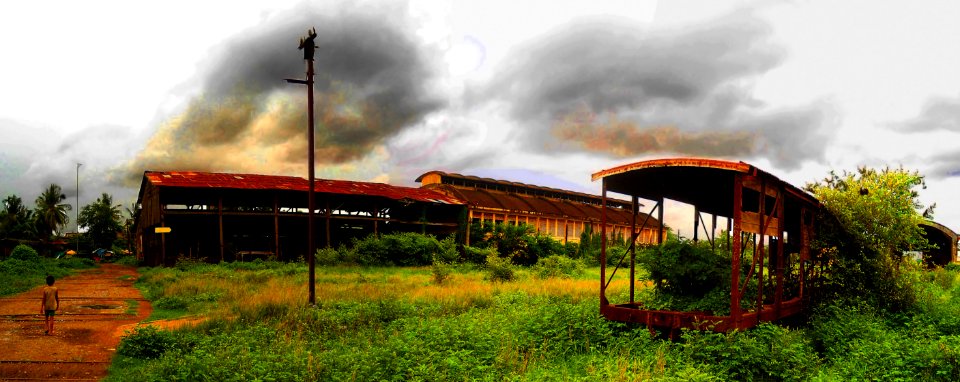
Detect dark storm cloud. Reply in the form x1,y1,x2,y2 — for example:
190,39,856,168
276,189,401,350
116,2,442,185
485,11,832,169
894,95,960,133
928,150,960,178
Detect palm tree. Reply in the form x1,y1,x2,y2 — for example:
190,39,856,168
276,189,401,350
1,195,35,239
79,193,123,249
35,184,71,240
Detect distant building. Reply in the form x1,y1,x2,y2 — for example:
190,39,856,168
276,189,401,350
918,220,958,266
135,171,463,266
416,171,664,245
134,170,665,266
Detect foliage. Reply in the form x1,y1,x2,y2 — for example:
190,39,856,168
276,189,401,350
353,232,446,266
808,193,918,312
0,195,36,239
534,255,585,279
34,183,71,240
78,193,124,250
121,202,139,252
314,247,341,266
637,238,728,297
431,260,452,285
577,223,630,266
0,244,95,297
10,243,40,262
469,221,567,265
805,166,932,258
682,323,819,381
484,253,515,282
461,245,498,265
117,325,178,359
110,260,960,381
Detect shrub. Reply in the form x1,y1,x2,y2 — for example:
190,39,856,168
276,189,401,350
637,239,727,297
431,261,452,285
485,254,514,282
113,255,139,266
437,236,459,263
353,232,445,266
315,247,341,266
10,244,39,262
462,245,498,265
117,326,177,359
534,255,584,279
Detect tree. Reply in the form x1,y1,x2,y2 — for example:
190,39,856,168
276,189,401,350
805,166,932,258
1,195,36,239
79,193,123,250
804,166,932,311
121,202,139,251
34,184,71,240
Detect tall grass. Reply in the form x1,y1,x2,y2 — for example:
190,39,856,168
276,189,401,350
0,244,96,296
110,259,960,381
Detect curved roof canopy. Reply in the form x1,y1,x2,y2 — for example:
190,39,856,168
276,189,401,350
592,158,818,217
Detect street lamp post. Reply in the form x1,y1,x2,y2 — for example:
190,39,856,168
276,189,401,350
286,27,318,306
76,162,81,254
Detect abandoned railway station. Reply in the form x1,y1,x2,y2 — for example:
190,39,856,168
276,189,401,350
135,171,464,266
135,170,663,266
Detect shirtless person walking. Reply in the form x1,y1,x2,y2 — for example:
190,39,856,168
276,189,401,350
40,275,59,335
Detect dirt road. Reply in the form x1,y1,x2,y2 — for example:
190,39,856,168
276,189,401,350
0,264,151,381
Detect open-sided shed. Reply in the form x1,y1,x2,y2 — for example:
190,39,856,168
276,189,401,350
918,220,959,266
135,171,464,266
592,158,821,333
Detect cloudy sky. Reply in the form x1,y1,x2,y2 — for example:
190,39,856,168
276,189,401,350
2,0,960,234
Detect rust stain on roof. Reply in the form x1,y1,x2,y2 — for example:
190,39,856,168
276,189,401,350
144,171,463,205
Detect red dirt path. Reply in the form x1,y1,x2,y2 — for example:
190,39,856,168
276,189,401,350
0,264,152,381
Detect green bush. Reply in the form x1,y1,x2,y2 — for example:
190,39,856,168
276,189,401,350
315,247,340,266
353,232,446,266
10,244,40,262
117,326,177,359
113,255,139,266
682,323,819,381
431,261,452,285
462,245,497,265
485,254,514,282
637,238,728,297
534,255,585,279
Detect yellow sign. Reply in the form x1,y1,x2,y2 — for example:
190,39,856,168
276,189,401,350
154,227,171,233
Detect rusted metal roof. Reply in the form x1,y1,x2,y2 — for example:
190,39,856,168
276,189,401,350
921,220,959,241
143,171,463,205
424,183,656,227
591,157,752,182
591,157,818,217
417,170,633,209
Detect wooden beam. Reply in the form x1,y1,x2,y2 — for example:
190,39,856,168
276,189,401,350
218,196,224,263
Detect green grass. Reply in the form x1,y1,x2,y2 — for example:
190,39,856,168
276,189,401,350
125,299,139,316
107,260,960,381
0,256,97,297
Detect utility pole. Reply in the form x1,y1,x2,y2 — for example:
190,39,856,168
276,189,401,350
286,27,318,306
76,162,81,253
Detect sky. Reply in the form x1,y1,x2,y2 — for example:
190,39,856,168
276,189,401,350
2,0,960,235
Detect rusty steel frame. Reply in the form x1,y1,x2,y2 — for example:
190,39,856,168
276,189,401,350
594,158,819,334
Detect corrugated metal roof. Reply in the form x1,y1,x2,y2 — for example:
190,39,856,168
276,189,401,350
424,183,657,227
144,171,464,205
416,170,633,209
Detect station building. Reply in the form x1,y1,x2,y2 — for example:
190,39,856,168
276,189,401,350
134,170,664,266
